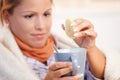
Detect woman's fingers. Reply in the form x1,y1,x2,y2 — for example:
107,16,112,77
48,62,72,77
49,62,72,71
46,62,83,80
84,30,97,38
53,66,72,77
74,18,84,25
58,74,82,80
73,19,94,32
74,30,97,38
73,29,97,48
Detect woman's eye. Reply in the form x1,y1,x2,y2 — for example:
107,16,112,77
43,12,51,17
24,14,33,19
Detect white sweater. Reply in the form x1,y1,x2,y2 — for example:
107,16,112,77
0,26,120,80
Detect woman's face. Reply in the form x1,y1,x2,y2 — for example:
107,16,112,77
7,0,52,48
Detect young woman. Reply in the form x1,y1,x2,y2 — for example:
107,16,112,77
0,0,106,80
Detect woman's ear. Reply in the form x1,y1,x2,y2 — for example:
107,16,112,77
2,10,10,25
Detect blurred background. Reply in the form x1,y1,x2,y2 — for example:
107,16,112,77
52,0,120,50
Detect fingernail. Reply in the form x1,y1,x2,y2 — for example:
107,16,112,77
74,28,78,32
71,22,76,26
76,74,82,78
85,31,91,34
77,74,84,78
74,33,79,37
80,74,84,77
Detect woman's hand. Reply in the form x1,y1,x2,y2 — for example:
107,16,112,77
44,62,81,80
71,19,105,79
72,18,97,49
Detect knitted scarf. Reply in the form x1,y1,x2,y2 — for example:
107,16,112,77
15,36,55,63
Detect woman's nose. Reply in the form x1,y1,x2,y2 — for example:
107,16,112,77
35,17,44,30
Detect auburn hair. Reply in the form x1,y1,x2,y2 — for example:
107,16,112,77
0,0,53,25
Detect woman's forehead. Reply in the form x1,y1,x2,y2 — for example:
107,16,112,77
20,0,51,6
14,0,52,13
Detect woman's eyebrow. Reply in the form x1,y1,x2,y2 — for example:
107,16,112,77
20,8,52,13
45,8,52,11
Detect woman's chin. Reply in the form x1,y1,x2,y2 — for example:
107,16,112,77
30,42,45,48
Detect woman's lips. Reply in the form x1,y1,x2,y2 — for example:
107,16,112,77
31,33,45,39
